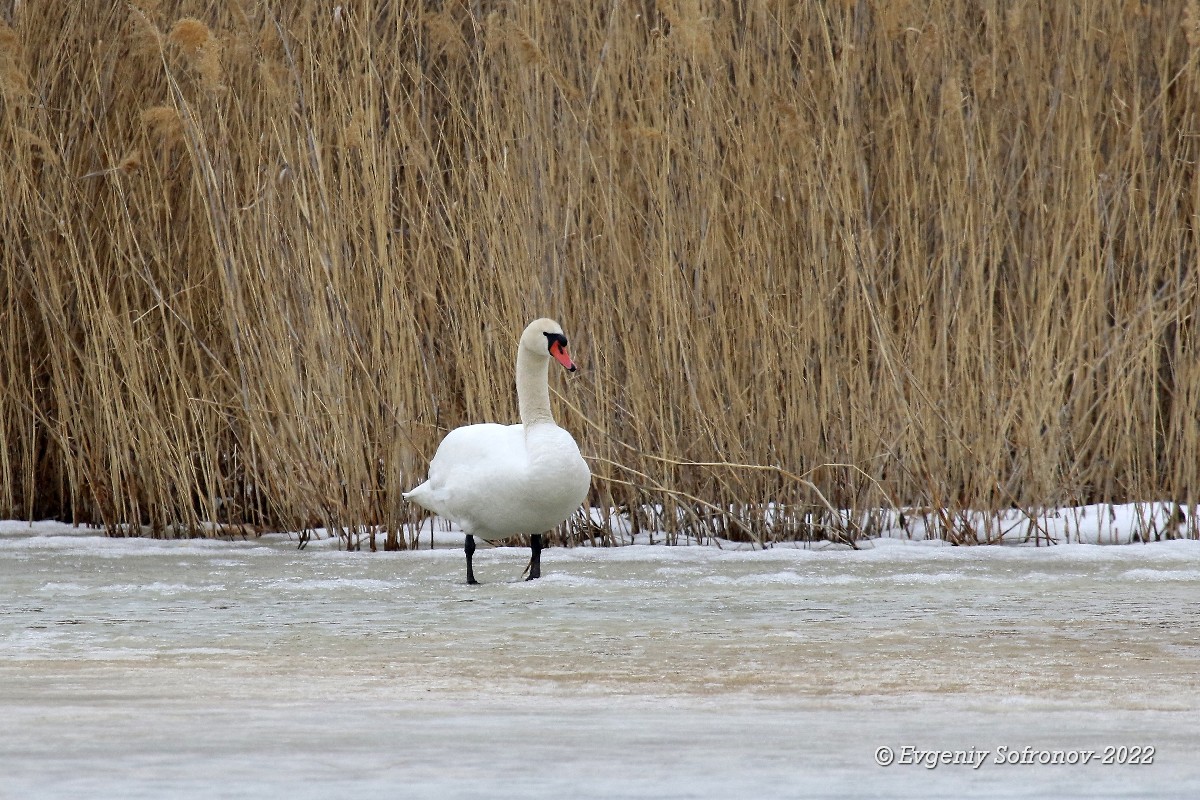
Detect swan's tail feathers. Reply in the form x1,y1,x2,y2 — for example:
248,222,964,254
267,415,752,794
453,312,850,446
403,481,433,509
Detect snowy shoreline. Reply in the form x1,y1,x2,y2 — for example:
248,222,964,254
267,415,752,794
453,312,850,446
2,501,1195,549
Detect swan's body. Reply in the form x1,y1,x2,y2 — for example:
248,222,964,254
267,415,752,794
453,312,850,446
404,319,590,583
405,422,589,541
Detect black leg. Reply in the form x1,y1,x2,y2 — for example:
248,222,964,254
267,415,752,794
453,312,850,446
526,533,542,581
465,535,479,585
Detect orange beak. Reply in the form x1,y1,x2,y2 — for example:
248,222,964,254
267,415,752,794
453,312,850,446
549,340,577,372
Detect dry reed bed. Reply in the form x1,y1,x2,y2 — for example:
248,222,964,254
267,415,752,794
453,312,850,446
1,1,1198,546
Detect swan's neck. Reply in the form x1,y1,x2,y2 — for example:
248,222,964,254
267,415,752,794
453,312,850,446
516,346,555,427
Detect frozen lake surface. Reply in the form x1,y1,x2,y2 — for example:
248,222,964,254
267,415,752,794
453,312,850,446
3,524,1200,798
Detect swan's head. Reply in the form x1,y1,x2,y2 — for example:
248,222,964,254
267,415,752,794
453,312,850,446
521,318,577,372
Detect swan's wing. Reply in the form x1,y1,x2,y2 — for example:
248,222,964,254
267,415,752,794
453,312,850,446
426,423,526,483
406,423,532,537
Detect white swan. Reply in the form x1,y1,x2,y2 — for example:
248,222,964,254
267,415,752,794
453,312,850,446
403,318,591,583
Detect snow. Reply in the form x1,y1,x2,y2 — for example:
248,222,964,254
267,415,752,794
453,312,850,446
2,512,1199,798
6,501,1191,550
879,502,1197,545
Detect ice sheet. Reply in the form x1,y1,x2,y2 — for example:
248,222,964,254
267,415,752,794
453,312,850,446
2,527,1199,798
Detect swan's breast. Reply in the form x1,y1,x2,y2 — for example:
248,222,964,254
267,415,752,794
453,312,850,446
521,424,590,522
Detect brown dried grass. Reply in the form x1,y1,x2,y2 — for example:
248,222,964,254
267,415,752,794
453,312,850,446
1,1,1197,546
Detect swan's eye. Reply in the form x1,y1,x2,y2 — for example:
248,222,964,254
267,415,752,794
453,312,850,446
543,332,568,352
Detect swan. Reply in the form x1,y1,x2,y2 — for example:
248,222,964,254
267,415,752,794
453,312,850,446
403,318,591,583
